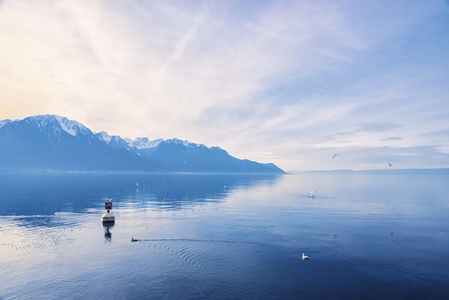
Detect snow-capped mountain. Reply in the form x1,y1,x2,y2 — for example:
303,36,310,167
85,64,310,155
95,131,131,150
96,131,113,144
17,115,92,137
0,115,285,173
0,119,12,128
130,137,164,149
53,115,91,137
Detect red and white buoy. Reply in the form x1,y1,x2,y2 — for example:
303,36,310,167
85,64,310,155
101,199,115,223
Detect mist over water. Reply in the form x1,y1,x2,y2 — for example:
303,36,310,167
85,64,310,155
1,171,448,299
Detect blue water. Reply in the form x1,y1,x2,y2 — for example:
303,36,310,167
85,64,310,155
1,171,448,299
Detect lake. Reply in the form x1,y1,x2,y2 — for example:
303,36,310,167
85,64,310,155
1,171,448,299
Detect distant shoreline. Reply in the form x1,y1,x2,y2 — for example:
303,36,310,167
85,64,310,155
2,168,449,175
0,169,286,176
290,168,449,175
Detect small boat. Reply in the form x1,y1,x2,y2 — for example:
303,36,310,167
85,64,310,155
101,212,115,223
102,200,115,223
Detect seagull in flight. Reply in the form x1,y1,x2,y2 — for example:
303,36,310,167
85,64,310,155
388,163,392,167
302,253,309,261
333,154,338,159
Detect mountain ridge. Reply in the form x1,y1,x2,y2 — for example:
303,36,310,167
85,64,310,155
0,115,285,174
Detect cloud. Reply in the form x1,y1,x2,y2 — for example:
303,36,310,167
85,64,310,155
0,0,448,171
382,137,403,142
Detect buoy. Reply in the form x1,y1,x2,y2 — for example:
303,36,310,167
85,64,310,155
101,199,115,223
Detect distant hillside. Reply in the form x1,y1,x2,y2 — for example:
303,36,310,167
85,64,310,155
0,115,285,174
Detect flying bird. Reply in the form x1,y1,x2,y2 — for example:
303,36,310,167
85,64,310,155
333,154,338,159
302,253,309,261
388,163,392,167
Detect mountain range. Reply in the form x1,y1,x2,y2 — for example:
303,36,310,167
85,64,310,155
0,115,285,173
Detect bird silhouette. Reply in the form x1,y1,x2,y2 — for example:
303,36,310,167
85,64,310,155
388,163,392,167
333,154,338,159
302,253,309,261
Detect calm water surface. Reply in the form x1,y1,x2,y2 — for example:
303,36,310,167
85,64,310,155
1,171,448,299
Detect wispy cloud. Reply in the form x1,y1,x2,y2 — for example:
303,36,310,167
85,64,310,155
0,0,448,171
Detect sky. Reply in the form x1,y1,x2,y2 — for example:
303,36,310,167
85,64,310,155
1,0,449,172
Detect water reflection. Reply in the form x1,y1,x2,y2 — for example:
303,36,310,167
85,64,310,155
103,223,114,244
0,172,281,216
131,173,280,210
1,172,449,300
